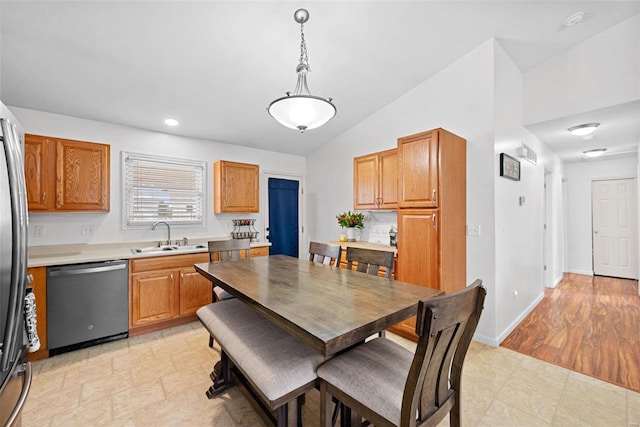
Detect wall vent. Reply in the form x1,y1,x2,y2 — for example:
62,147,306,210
517,144,537,165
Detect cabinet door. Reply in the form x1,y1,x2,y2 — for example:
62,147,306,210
131,270,176,327
378,149,398,209
392,209,439,339
24,135,54,211
178,266,212,316
214,161,259,213
398,131,439,208
353,154,379,210
27,267,48,360
56,139,110,211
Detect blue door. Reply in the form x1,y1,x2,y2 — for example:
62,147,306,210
268,178,299,257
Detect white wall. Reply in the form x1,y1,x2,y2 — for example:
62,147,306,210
308,40,500,344
564,156,638,275
524,14,640,124
10,107,307,246
494,42,545,342
492,42,566,342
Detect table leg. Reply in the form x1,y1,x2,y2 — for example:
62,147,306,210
205,350,234,399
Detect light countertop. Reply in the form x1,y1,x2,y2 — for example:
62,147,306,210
28,238,271,268
327,241,397,254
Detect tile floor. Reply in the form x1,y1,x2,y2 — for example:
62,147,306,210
23,322,640,426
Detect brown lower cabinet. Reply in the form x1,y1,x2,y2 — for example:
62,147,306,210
129,247,269,335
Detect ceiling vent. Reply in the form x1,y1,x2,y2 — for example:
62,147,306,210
517,144,537,165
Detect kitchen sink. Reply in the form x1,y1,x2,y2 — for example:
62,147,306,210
130,244,207,254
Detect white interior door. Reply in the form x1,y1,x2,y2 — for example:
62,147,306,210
592,178,638,279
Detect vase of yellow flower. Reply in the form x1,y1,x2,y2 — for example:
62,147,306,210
336,211,364,242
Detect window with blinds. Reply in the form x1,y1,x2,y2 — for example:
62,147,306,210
123,152,205,227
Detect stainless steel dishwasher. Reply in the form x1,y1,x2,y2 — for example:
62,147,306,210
47,260,128,355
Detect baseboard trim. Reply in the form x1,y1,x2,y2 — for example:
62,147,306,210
567,268,593,276
472,333,498,348
495,293,544,345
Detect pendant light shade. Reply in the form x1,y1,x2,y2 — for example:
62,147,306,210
268,94,336,132
267,9,336,133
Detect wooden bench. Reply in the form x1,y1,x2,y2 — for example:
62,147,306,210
197,299,327,427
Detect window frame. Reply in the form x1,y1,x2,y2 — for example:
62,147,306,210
121,151,207,229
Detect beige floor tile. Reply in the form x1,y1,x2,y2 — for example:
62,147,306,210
24,322,635,427
461,379,496,425
62,357,113,389
629,390,640,427
80,367,133,403
50,395,112,426
129,355,177,387
27,368,66,400
111,379,166,419
478,399,551,427
22,384,81,426
495,368,564,423
86,338,131,362
553,372,627,426
462,357,514,394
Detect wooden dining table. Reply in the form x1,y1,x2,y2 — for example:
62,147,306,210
194,254,443,356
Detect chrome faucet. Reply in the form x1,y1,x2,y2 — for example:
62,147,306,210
152,221,171,246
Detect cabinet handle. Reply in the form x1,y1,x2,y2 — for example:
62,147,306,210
180,272,184,281
42,192,46,204
56,192,61,207
432,189,437,204
432,213,437,228
170,274,174,287
378,196,383,205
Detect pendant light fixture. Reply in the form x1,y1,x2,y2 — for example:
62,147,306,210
267,9,336,133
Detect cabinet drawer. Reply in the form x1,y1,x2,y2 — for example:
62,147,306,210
249,246,269,257
130,253,209,273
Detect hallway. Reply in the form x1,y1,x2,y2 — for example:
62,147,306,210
502,273,640,392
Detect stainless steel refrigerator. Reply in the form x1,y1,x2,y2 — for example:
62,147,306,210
0,116,32,426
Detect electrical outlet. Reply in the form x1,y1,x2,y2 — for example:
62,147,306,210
81,224,96,236
34,225,44,238
466,224,481,236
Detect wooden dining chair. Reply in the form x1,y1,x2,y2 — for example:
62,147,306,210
345,246,394,278
318,279,486,427
208,238,251,302
309,241,342,266
207,238,251,348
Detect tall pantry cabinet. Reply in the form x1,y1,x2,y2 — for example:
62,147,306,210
389,128,466,341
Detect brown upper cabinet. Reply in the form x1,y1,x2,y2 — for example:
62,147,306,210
214,160,259,213
24,134,110,212
353,148,398,210
397,130,442,208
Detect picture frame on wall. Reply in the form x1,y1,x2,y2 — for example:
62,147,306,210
499,153,520,181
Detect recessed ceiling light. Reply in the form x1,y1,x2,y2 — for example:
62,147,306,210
164,118,179,126
583,148,607,158
564,11,584,27
568,123,599,136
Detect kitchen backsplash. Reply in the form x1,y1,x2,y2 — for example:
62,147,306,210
358,211,397,245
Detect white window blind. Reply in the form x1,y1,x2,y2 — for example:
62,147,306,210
123,152,205,227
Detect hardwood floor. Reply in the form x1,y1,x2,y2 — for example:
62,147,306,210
501,273,640,392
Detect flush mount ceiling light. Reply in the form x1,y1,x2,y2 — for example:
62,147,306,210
568,123,600,136
164,118,179,126
564,11,584,27
267,9,336,133
583,148,607,158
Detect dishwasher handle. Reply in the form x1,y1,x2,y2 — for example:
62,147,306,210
48,262,127,277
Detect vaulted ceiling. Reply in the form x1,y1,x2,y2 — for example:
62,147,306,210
1,1,638,158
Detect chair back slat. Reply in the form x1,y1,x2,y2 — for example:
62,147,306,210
308,242,342,266
401,279,486,426
345,247,394,278
208,238,251,262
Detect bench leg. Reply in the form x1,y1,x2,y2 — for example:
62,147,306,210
205,350,233,399
275,398,302,427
